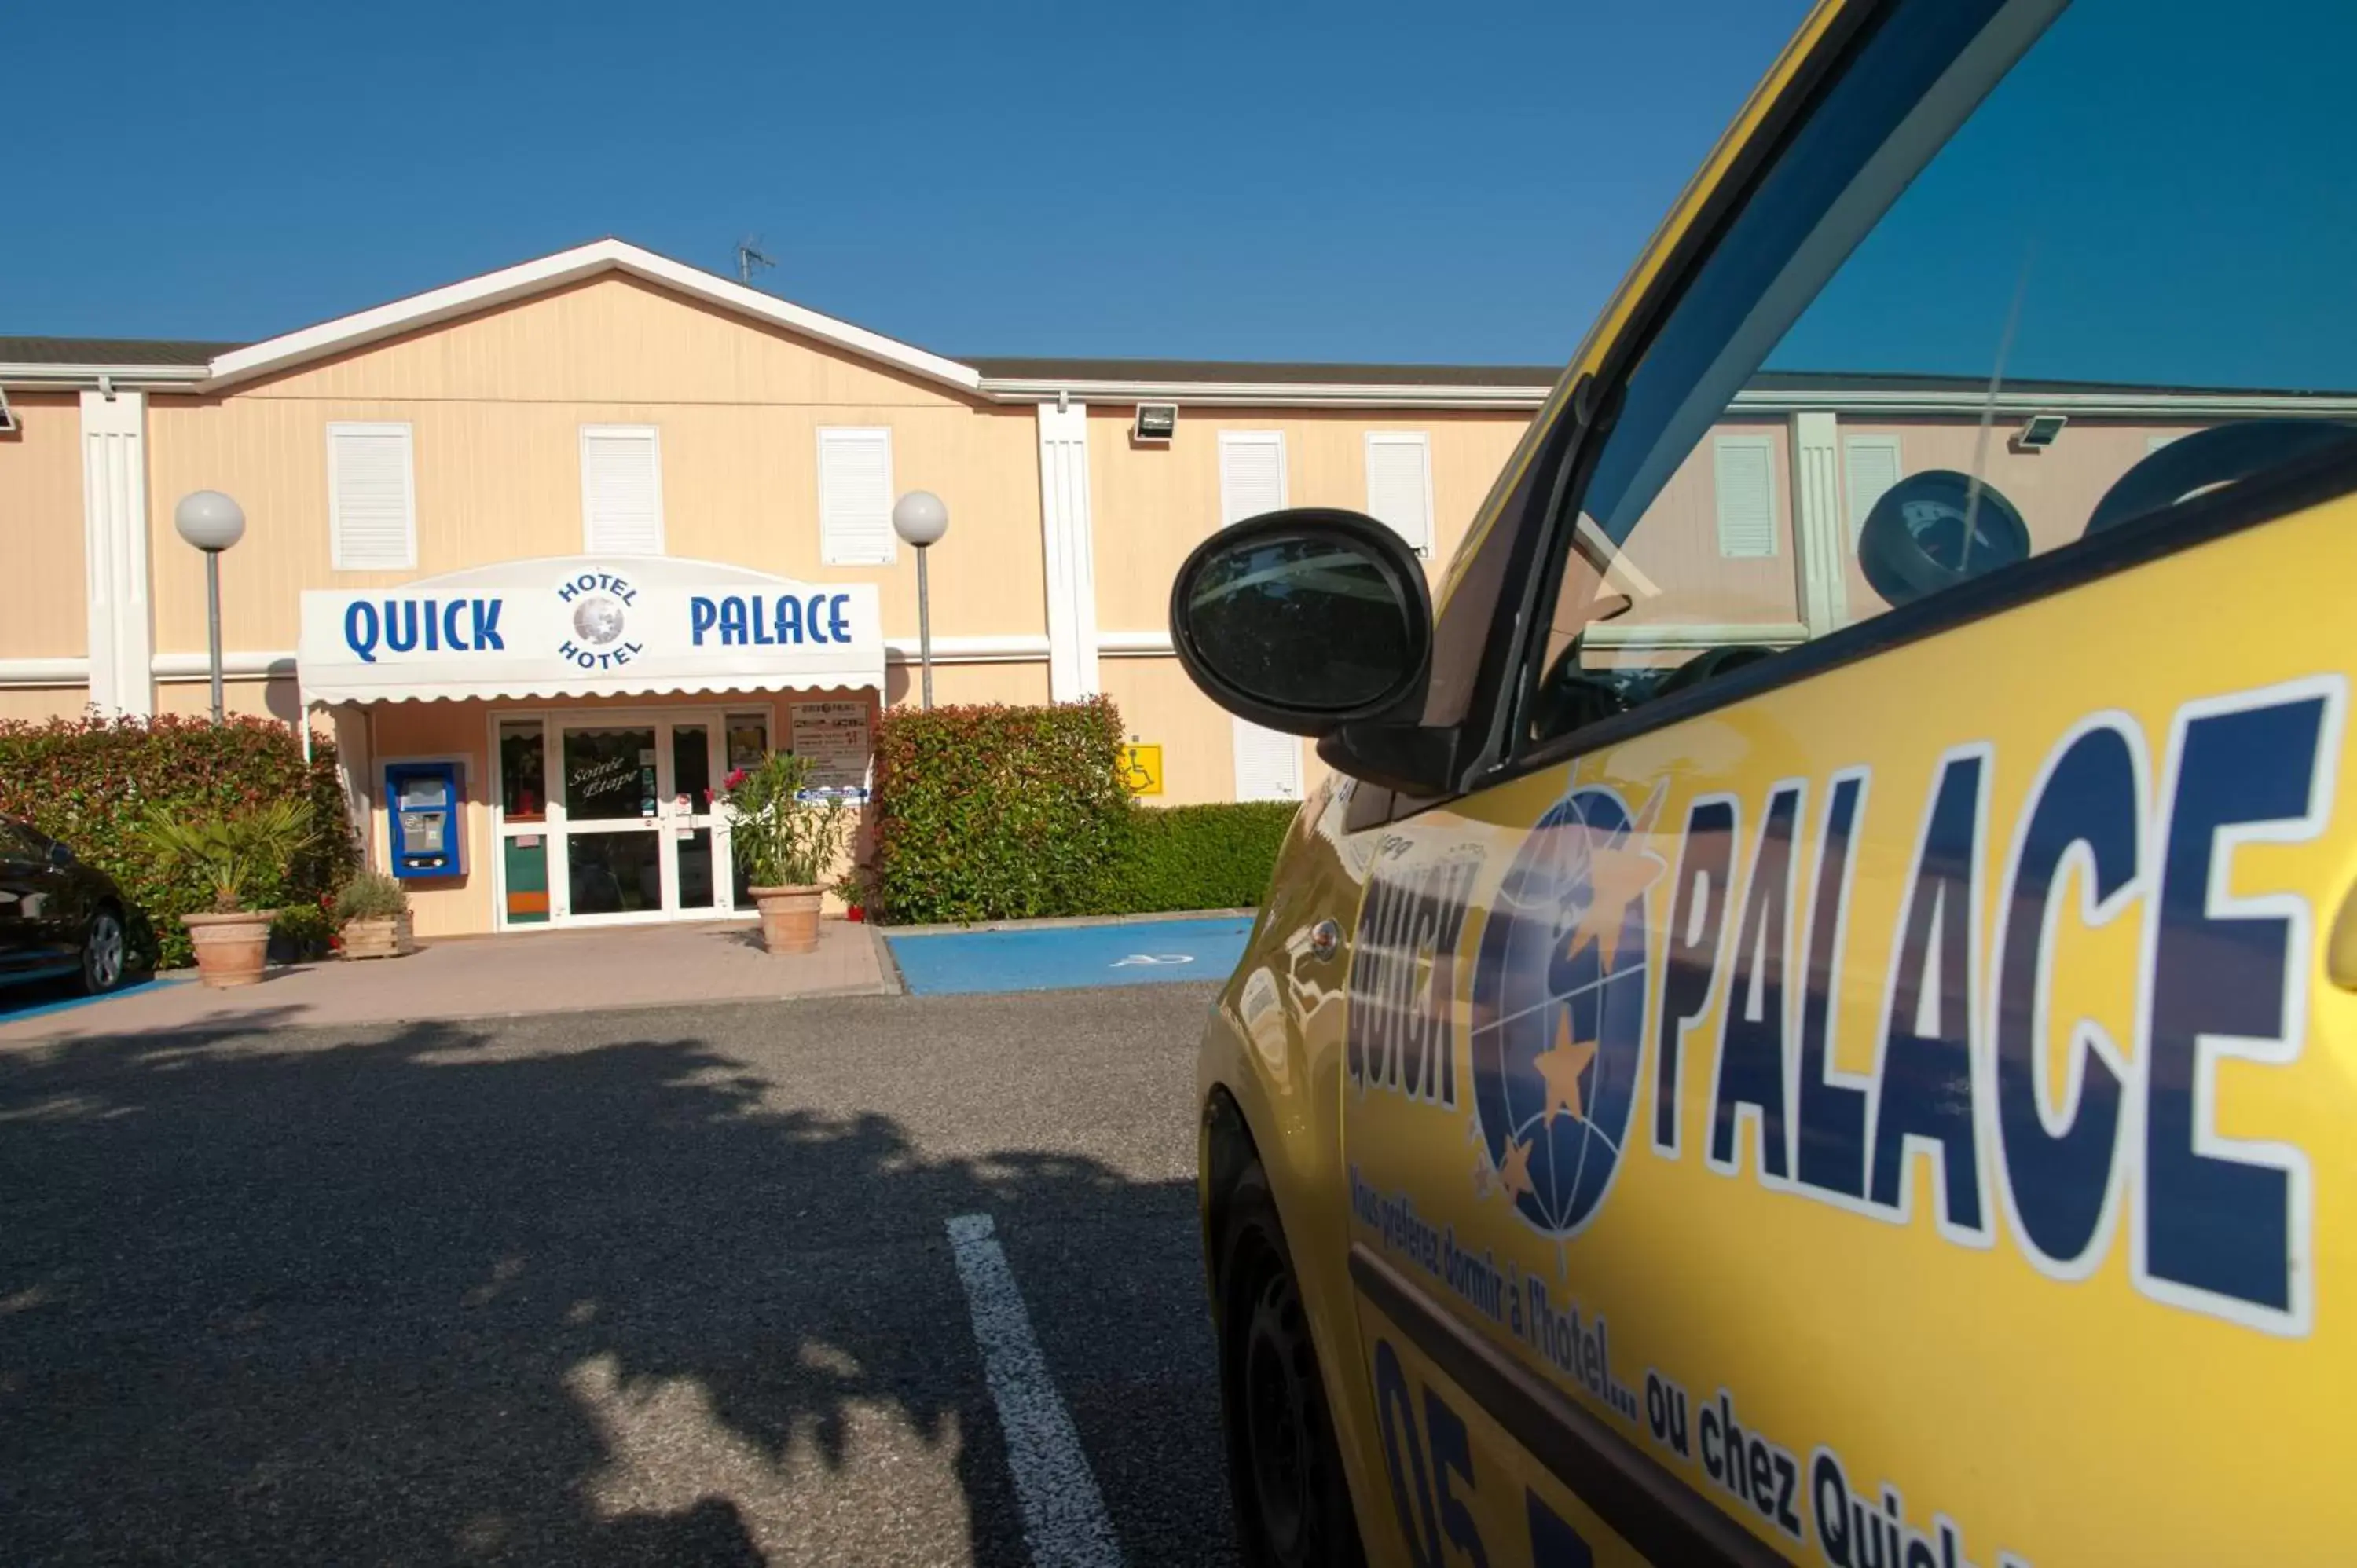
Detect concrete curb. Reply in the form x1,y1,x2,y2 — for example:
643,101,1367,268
16,982,907,1046
865,924,909,995
880,907,1257,938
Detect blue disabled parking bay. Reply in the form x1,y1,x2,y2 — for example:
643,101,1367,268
885,916,1255,996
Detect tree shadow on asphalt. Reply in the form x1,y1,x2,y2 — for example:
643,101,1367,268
0,1014,1230,1566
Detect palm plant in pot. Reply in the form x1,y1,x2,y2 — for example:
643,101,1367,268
332,869,415,959
137,799,317,987
717,751,852,955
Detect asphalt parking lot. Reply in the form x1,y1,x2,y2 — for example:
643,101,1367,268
0,983,1240,1566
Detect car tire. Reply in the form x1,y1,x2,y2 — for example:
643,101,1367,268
79,907,126,995
1216,1163,1364,1568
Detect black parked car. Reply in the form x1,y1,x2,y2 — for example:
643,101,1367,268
0,818,136,995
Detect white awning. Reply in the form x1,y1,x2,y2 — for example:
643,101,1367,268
297,555,885,705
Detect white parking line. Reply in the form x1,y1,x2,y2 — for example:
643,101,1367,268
945,1212,1124,1568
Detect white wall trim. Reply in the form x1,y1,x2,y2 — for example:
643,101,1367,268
153,650,299,681
79,390,154,717
0,658,93,689
1728,387,2357,419
1,365,211,392
883,634,1050,666
1036,401,1100,700
980,376,1552,410
1788,411,1846,636
200,239,986,397
1096,630,1175,657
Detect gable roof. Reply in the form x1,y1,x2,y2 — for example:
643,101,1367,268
200,238,985,396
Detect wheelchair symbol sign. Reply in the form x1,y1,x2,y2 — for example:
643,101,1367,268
1117,744,1164,796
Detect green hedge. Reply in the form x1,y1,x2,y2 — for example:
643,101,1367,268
866,695,1300,923
870,697,1133,924
1117,801,1298,913
0,714,361,969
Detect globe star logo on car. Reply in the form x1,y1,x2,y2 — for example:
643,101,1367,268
554,570,643,670
1468,785,1663,1236
1344,783,1666,1240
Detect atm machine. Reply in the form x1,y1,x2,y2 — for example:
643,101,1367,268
385,760,464,879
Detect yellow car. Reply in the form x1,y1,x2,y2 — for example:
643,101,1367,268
1171,0,2357,1563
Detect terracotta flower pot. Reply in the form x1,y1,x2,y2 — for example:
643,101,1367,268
746,885,823,955
181,908,279,988
340,911,416,960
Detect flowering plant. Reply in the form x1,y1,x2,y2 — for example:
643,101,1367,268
715,750,852,889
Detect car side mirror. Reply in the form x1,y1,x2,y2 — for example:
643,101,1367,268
1169,509,1435,740
47,841,73,868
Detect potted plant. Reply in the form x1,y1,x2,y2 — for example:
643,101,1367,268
137,799,317,987
332,869,415,959
717,751,853,954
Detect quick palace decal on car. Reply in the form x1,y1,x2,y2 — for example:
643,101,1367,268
1350,673,2345,1341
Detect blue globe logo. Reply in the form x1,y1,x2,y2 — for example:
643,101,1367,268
1469,786,1662,1238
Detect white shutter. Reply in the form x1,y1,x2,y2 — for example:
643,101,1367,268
819,427,896,565
1232,717,1303,802
1842,435,1902,544
579,425,664,553
1365,431,1434,556
326,423,416,570
1218,431,1287,526
1713,436,1778,559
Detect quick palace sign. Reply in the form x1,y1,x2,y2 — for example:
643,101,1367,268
297,555,885,705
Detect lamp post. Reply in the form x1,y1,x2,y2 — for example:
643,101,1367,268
174,491,246,724
891,490,950,710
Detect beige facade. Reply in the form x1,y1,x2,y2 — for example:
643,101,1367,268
0,238,2301,936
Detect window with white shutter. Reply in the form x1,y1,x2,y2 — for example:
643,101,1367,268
1218,431,1287,526
1712,435,1778,559
579,425,665,553
1232,717,1303,803
818,427,896,566
1364,431,1434,556
1842,435,1902,544
326,423,416,570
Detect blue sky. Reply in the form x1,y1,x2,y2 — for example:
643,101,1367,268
1772,0,2357,390
5,1,1809,361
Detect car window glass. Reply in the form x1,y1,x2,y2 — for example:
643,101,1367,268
1523,0,2357,749
0,823,46,861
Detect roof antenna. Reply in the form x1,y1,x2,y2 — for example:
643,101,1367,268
735,236,776,288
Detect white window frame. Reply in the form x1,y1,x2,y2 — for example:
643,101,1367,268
1842,434,1904,544
326,421,417,571
577,423,666,555
817,426,898,566
1217,430,1288,527
1363,430,1436,557
1231,716,1303,803
1711,434,1780,559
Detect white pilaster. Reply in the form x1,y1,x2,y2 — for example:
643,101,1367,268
79,390,155,716
1788,410,1847,637
1036,401,1100,701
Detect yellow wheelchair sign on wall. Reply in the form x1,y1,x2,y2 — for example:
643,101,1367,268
1117,744,1163,796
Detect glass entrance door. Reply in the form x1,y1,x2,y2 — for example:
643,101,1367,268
559,724,665,921
487,710,751,929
